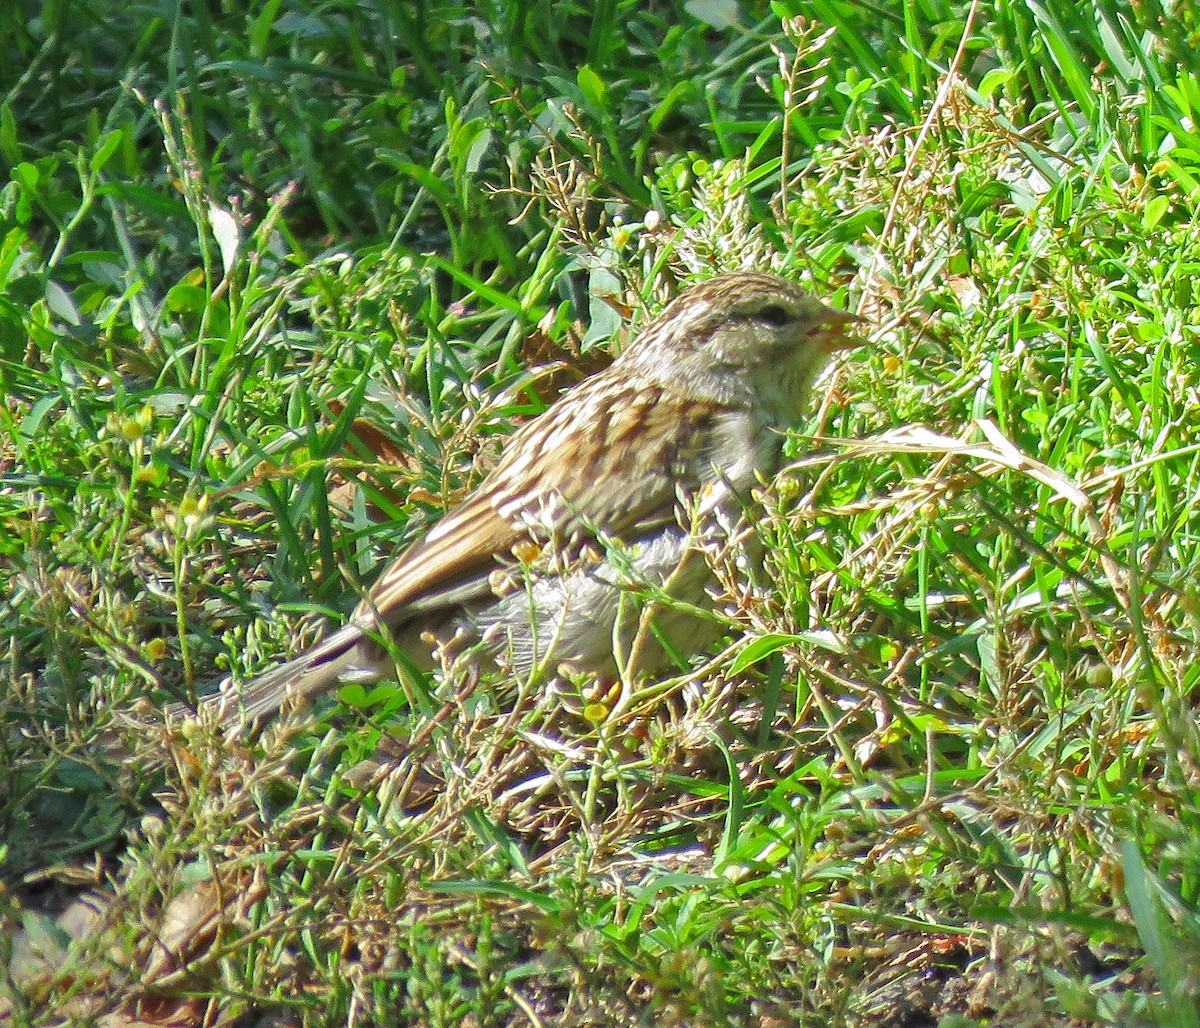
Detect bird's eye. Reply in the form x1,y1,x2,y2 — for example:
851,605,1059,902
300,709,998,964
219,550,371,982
754,304,791,328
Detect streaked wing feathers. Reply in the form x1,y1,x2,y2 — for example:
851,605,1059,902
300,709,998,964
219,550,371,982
354,373,726,628
356,495,519,620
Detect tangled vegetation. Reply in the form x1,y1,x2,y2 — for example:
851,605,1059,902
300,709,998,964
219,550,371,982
4,1,1200,1024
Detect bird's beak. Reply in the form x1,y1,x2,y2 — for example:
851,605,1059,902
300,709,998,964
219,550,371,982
811,309,869,352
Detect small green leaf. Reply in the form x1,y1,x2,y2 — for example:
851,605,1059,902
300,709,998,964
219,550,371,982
250,0,284,55
730,633,799,674
978,68,1015,101
89,129,123,173
1143,193,1169,230
0,103,19,165
208,202,241,277
431,879,561,913
648,81,692,133
12,161,40,191
45,280,80,325
19,395,61,440
577,65,607,111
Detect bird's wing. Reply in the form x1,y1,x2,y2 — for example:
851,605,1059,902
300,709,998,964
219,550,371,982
356,376,730,625
207,376,731,730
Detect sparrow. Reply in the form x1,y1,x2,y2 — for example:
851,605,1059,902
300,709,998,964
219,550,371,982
195,270,864,731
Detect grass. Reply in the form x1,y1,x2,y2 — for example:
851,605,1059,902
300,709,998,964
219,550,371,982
4,0,1200,1024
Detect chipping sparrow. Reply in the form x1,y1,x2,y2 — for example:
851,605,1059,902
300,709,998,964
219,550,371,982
199,270,863,729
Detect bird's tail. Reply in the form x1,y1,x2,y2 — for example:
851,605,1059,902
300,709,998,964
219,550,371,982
176,620,381,734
